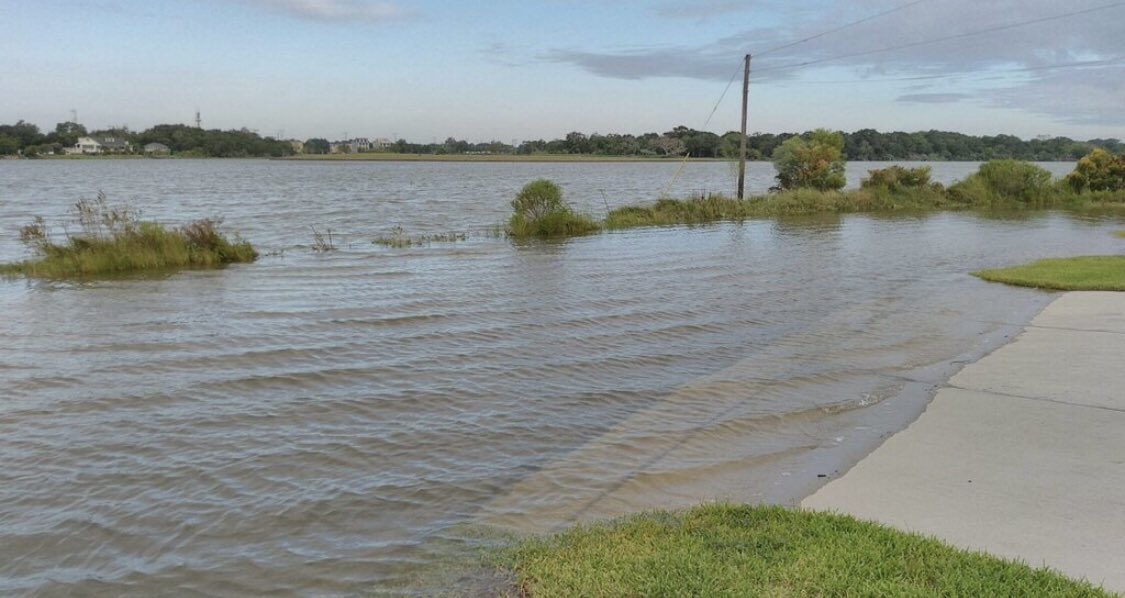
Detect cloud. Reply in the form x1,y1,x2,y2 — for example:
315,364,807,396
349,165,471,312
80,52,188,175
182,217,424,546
544,0,1125,124
652,0,752,21
543,47,737,81
480,41,528,68
984,64,1125,126
239,0,408,23
896,93,972,104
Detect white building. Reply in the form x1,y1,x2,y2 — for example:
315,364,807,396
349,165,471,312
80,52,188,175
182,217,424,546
69,136,132,155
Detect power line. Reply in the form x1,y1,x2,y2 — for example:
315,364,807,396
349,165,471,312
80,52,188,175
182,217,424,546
698,0,939,130
754,1,1125,75
700,62,744,130
755,0,931,58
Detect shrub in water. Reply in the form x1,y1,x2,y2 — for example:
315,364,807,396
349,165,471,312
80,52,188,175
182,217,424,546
1066,149,1125,192
861,165,933,191
772,129,847,191
508,179,600,239
949,160,1053,205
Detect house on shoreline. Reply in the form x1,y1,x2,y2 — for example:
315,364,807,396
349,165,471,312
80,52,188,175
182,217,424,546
330,137,375,154
68,136,132,155
143,142,171,156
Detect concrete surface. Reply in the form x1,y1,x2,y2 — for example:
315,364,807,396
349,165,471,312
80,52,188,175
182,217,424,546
803,292,1125,593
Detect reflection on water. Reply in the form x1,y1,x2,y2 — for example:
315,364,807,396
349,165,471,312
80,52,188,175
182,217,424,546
0,161,1121,596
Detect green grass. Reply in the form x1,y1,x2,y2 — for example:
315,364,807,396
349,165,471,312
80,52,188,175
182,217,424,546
601,186,1125,231
604,187,953,229
1,219,257,278
508,211,601,239
507,504,1110,597
973,256,1125,291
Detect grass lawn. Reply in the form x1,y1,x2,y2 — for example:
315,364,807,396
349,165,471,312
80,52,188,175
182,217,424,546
973,256,1125,291
508,504,1109,597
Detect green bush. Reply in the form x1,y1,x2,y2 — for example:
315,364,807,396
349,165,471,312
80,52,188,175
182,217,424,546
1066,149,1125,192
772,129,847,191
949,160,1053,205
507,179,600,239
860,165,933,191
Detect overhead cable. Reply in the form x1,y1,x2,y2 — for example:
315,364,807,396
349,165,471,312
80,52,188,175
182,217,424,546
754,0,931,58
754,1,1125,75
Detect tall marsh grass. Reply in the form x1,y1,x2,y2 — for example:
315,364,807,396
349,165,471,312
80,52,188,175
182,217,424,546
1,192,257,278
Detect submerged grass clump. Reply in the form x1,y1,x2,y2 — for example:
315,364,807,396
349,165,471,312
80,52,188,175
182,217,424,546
372,226,470,248
974,256,1125,291
310,227,337,252
508,504,1110,597
1,192,257,278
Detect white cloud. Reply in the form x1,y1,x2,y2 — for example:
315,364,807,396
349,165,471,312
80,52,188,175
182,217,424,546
239,0,408,23
897,93,972,104
651,0,751,21
544,0,1125,127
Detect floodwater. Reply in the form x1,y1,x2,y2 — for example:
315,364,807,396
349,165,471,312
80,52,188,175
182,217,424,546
0,159,1120,596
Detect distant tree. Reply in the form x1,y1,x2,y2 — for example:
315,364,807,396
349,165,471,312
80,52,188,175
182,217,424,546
772,129,847,191
0,120,44,149
648,135,686,157
304,138,330,154
49,121,87,147
0,134,19,155
564,131,590,154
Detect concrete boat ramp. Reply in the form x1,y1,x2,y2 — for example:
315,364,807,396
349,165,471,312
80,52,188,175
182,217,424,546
804,292,1125,593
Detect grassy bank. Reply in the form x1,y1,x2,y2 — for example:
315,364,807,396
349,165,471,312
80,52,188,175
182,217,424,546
604,187,1125,230
974,256,1125,291
281,153,720,163
508,504,1109,597
597,161,1125,230
1,196,256,278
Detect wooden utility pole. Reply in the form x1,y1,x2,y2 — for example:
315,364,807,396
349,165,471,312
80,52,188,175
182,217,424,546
737,54,752,200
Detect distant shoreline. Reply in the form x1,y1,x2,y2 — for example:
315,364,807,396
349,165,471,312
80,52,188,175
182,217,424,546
278,154,731,163
15,154,1079,164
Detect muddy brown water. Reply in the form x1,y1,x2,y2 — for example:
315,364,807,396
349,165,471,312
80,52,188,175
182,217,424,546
1,160,1120,596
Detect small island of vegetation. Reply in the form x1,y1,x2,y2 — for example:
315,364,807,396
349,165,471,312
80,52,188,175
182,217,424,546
506,504,1110,597
0,193,257,278
506,179,600,239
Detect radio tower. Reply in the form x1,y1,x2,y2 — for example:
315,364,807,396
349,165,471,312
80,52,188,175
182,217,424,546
195,109,202,129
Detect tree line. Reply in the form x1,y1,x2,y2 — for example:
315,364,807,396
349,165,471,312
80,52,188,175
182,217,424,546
326,127,1124,162
4,119,1122,161
0,121,295,158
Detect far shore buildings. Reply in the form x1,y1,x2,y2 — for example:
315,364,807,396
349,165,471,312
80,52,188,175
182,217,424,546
327,138,393,154
143,142,170,156
68,136,131,155
330,137,373,154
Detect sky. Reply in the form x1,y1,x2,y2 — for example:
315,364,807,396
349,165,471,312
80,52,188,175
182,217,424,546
3,0,1124,142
